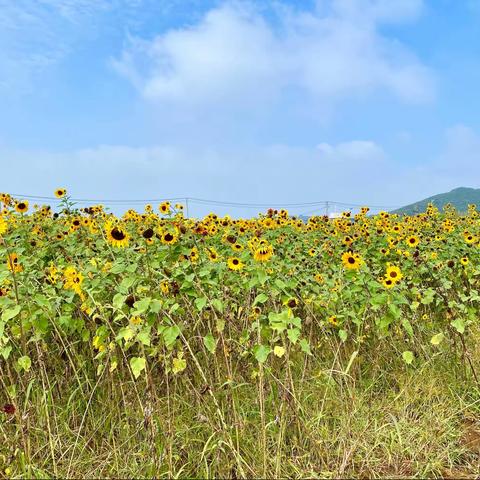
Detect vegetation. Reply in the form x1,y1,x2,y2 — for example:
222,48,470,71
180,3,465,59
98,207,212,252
393,186,480,216
1,191,480,478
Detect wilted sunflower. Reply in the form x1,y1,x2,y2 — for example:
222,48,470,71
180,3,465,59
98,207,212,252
54,188,66,198
227,257,244,271
105,222,129,248
15,200,29,214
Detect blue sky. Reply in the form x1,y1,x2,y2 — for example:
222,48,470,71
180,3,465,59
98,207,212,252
1,0,480,216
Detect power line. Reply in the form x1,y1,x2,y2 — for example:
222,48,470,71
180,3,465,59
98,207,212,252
6,193,400,210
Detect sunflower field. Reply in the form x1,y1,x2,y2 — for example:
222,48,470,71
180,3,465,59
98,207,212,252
1,190,480,477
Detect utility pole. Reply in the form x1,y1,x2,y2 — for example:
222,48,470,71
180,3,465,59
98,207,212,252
325,201,329,217
185,197,190,218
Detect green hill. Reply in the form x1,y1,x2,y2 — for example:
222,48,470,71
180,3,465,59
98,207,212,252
392,187,480,215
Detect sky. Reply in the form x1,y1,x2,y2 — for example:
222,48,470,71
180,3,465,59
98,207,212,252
1,0,480,217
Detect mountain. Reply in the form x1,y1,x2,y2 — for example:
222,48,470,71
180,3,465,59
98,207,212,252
392,187,480,215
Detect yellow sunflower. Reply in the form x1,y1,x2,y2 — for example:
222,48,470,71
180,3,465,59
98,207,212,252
385,264,402,283
105,221,130,248
253,242,273,262
15,200,29,214
341,251,362,270
227,257,244,271
405,235,419,248
54,188,67,198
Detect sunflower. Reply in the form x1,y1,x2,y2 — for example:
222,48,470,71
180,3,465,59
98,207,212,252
385,264,402,283
464,232,477,244
0,215,7,235
6,253,22,273
381,277,395,289
63,266,84,295
161,230,178,245
341,251,362,270
406,235,419,248
208,247,220,262
460,256,469,266
189,247,199,263
105,221,130,248
54,188,66,198
159,202,171,215
227,257,244,271
253,243,273,262
327,315,339,326
15,200,29,214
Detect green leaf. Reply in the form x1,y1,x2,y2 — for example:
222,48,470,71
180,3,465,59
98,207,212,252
112,293,126,310
194,297,207,311
402,318,414,337
1,345,12,360
163,325,181,348
172,355,187,374
150,299,162,314
133,298,151,314
2,305,21,322
338,329,348,342
402,351,414,365
287,328,300,344
119,276,136,292
17,355,31,372
129,356,146,379
431,332,445,345
451,319,465,334
137,327,151,346
253,293,268,306
212,299,224,313
253,344,271,363
299,338,312,356
203,333,217,354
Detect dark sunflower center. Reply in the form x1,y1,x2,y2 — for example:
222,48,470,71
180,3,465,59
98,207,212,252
18,203,25,209
390,271,397,278
348,257,355,264
164,233,174,242
233,259,239,265
111,228,126,240
143,228,154,239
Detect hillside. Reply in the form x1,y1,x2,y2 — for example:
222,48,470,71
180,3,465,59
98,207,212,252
392,187,480,215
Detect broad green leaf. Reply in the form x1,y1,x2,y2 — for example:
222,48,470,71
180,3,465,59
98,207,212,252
273,345,285,358
130,356,146,379
299,338,312,356
253,293,268,306
402,351,414,365
431,332,445,345
338,329,348,342
203,333,217,354
172,356,187,374
451,319,465,334
287,328,300,344
253,344,271,363
2,305,21,322
212,299,224,313
195,297,207,311
17,355,31,372
133,298,151,314
163,325,181,348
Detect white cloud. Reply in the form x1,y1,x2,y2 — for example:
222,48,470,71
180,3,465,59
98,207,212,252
113,0,433,109
317,140,385,162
